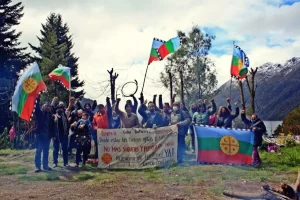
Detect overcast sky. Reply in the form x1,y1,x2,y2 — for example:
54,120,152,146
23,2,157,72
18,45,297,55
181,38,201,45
13,0,300,106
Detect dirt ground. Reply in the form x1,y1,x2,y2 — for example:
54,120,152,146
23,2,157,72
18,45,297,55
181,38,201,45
0,150,290,200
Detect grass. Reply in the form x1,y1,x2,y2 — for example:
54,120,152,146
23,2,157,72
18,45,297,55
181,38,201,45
1,145,300,192
0,163,28,175
18,172,60,182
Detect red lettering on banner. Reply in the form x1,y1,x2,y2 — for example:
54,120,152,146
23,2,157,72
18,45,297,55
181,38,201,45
123,147,140,152
100,130,116,137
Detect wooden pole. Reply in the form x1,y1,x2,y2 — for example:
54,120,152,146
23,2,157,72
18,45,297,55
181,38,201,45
238,79,245,110
168,71,173,105
179,70,184,105
141,65,149,93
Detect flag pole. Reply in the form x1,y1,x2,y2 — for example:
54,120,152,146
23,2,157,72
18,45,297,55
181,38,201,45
141,64,149,93
229,41,235,99
69,74,71,98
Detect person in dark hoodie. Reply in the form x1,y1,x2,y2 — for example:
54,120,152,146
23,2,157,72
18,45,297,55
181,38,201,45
53,104,70,168
216,102,239,128
34,96,55,173
241,110,266,166
138,101,164,128
83,103,94,123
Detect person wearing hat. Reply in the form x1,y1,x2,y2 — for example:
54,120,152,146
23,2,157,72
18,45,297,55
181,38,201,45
91,97,112,164
170,101,191,164
52,104,70,168
34,96,55,173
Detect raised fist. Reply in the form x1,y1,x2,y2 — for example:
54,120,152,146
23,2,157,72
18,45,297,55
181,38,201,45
117,98,121,102
53,97,58,101
211,99,214,102
234,102,238,107
241,110,245,114
227,98,231,103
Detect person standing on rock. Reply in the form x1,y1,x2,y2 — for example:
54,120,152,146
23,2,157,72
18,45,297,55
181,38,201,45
241,110,266,166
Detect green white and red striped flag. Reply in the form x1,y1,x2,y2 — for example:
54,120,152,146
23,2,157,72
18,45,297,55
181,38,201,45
156,36,183,61
49,64,71,90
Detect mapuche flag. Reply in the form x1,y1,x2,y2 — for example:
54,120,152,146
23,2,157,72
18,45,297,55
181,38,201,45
194,125,254,165
11,63,47,121
148,38,166,65
49,64,71,90
156,36,183,61
231,45,250,79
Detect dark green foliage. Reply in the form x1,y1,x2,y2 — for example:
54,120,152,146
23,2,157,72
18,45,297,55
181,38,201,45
283,106,300,135
273,124,283,136
160,26,217,106
29,13,84,103
0,128,10,149
0,0,31,133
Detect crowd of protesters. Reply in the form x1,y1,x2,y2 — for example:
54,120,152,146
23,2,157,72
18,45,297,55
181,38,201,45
33,93,265,172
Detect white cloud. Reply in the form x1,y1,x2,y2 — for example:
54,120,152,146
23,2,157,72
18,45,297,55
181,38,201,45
11,0,300,107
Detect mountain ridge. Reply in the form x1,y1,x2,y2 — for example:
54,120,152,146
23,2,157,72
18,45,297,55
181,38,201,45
214,57,300,121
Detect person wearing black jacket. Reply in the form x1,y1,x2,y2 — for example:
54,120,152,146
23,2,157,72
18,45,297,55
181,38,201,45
53,105,70,167
138,101,164,128
34,97,55,173
241,110,266,166
216,102,239,128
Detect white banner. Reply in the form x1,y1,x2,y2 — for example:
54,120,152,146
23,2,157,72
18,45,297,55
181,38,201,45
97,125,178,169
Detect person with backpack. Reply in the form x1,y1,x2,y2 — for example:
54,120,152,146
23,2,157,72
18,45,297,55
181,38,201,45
241,110,266,166
170,102,191,164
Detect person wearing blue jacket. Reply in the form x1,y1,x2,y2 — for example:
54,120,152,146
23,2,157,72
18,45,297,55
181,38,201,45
34,96,55,173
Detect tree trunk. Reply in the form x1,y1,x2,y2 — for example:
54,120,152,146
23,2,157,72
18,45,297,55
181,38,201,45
238,80,245,110
107,68,118,104
245,68,258,114
168,71,173,105
179,70,184,105
250,69,256,113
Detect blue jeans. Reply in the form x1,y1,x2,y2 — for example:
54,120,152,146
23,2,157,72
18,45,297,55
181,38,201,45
91,130,98,159
35,137,50,169
53,135,68,165
177,134,186,162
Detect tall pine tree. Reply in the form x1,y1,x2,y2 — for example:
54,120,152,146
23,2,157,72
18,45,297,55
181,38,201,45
30,13,84,103
0,0,30,133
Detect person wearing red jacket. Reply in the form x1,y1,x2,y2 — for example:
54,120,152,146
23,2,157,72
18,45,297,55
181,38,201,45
91,97,112,164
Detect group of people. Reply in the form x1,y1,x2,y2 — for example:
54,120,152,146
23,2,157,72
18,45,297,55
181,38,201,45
34,93,266,172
